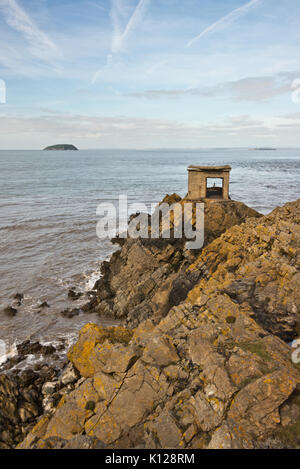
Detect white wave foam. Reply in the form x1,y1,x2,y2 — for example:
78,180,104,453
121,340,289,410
85,270,101,290
0,341,17,366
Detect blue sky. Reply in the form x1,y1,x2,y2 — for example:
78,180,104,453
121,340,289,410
0,0,300,148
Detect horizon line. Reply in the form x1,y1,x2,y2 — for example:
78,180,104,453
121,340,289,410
0,146,297,151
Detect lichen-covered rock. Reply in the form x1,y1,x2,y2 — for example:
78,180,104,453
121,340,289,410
19,310,300,449
141,336,179,367
187,198,300,341
67,324,134,378
84,196,261,328
17,199,300,449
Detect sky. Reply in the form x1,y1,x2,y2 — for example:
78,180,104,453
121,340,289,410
0,0,300,149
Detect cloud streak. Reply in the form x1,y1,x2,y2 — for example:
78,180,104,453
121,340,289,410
92,0,150,83
112,0,151,53
127,73,294,103
187,0,262,48
0,0,60,61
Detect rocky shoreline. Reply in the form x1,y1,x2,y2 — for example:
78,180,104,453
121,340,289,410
1,194,300,449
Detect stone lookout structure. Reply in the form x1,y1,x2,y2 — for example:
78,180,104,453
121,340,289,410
187,165,231,200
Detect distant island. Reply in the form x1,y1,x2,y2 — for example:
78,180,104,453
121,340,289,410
249,148,277,151
43,144,79,151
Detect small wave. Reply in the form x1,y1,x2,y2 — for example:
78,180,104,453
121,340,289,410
81,253,115,291
0,341,17,366
84,270,101,291
39,333,77,350
9,353,44,372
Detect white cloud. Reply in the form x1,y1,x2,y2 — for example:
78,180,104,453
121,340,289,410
0,0,60,62
127,72,296,102
145,60,168,76
187,0,262,48
281,112,300,121
0,111,298,149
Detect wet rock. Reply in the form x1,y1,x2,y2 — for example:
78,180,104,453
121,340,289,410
0,334,72,448
19,402,39,423
86,290,97,298
0,375,19,423
40,345,56,356
3,306,18,316
19,369,39,387
16,341,55,357
61,308,81,318
59,364,79,386
21,386,39,403
14,293,24,305
42,392,63,414
37,366,58,383
68,289,83,301
17,341,42,356
42,381,58,396
0,371,47,447
0,356,75,448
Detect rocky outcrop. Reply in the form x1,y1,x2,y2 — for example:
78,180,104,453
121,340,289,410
187,199,300,342
18,198,300,449
84,195,261,328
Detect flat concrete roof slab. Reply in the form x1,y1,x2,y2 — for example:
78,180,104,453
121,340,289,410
188,165,232,172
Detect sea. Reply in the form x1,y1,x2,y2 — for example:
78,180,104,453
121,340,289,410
0,148,299,360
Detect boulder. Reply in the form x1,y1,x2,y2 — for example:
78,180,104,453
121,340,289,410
67,324,134,377
3,306,17,317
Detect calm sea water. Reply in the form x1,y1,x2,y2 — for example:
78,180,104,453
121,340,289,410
0,148,300,353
